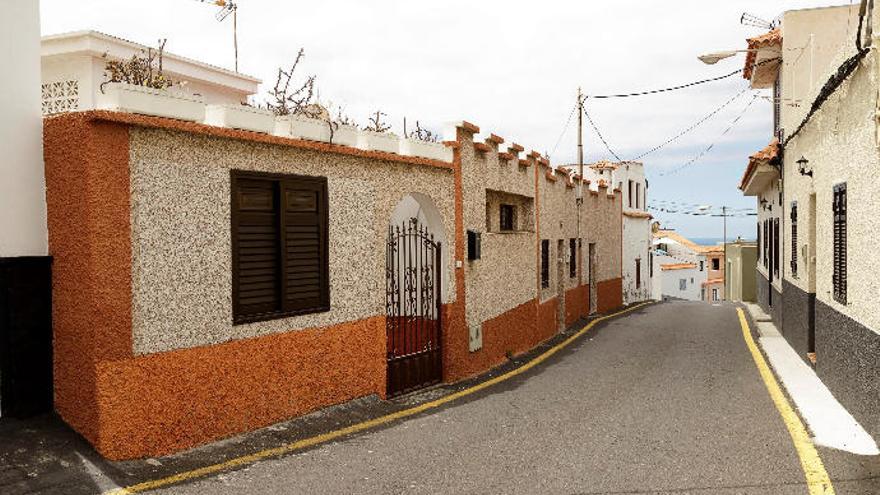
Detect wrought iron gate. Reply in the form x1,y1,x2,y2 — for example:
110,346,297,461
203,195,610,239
385,219,442,397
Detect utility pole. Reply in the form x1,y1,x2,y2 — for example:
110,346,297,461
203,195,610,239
576,87,585,287
232,3,238,72
722,205,728,301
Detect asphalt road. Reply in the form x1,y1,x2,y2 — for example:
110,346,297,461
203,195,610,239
152,301,879,494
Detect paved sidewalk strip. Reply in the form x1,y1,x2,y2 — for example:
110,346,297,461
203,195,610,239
743,304,879,456
736,308,835,495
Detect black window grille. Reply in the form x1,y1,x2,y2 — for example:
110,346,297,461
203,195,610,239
790,202,798,277
833,183,847,304
774,218,780,276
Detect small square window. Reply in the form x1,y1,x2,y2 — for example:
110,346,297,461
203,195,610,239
500,204,515,231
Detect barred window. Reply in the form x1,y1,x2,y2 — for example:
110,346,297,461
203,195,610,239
790,202,798,277
569,238,577,278
833,184,847,304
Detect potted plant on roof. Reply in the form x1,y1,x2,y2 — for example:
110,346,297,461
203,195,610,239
98,39,206,122
357,110,399,153
400,119,451,161
268,49,337,143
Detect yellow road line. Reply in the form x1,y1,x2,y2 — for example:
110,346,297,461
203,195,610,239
105,301,655,495
736,307,835,495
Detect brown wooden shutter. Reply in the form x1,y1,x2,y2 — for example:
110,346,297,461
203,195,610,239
232,177,281,319
281,177,329,312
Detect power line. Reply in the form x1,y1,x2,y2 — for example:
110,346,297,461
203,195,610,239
650,199,756,212
583,108,622,161
549,102,578,159
632,87,750,161
657,93,760,177
583,58,779,99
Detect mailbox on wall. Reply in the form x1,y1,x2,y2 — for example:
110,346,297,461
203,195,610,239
467,230,481,261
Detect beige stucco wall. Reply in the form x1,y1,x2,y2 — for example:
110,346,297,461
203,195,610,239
780,5,861,134
782,42,880,334
458,132,538,333
458,128,621,333
129,127,456,355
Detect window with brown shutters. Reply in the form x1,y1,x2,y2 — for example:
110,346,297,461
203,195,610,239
231,171,329,324
541,240,550,288
790,202,798,277
833,183,847,304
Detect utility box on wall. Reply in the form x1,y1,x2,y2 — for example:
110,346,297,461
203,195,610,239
469,323,483,352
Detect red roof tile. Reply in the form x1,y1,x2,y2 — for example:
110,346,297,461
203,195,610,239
744,28,782,80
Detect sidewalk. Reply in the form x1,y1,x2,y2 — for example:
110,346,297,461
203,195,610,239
743,302,879,456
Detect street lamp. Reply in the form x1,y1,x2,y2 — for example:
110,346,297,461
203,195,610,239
697,49,757,65
797,156,813,177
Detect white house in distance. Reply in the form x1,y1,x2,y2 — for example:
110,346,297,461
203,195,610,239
651,228,714,302
563,160,653,304
40,30,260,115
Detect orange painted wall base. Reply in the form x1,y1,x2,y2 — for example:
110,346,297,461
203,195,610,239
87,317,385,460
597,278,624,313
565,285,590,327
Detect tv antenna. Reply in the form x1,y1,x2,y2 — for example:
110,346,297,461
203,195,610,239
740,12,776,30
196,0,239,72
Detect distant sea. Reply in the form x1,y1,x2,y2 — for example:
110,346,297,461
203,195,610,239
689,237,756,246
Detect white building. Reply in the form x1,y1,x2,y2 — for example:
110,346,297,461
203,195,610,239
738,3,880,440
40,30,260,115
651,229,711,302
0,0,52,418
563,160,652,304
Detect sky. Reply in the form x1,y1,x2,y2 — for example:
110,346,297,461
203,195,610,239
40,0,850,240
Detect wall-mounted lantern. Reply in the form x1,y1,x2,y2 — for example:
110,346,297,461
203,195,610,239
760,198,768,210
797,156,813,177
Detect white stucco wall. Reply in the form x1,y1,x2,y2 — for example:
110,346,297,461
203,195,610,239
783,39,880,334
40,31,260,115
0,0,47,257
656,257,702,302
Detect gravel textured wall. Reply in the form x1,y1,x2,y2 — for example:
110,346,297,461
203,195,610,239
96,316,385,459
129,127,455,354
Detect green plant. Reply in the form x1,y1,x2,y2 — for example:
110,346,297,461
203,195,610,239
101,39,175,92
363,110,391,133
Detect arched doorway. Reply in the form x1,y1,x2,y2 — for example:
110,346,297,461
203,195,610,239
386,194,447,397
